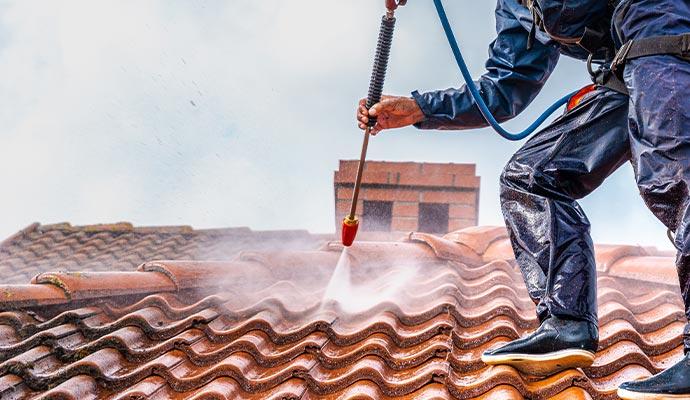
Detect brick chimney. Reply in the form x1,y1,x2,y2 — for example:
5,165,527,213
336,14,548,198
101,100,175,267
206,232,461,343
334,160,480,239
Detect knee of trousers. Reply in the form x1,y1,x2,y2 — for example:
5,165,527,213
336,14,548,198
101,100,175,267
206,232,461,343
638,179,690,233
499,157,534,197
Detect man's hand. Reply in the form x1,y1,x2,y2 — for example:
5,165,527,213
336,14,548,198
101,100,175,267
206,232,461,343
356,95,425,135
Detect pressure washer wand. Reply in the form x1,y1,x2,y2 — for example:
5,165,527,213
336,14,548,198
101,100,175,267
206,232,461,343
342,6,399,247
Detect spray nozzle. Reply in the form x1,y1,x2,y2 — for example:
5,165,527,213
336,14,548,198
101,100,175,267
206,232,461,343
341,215,359,247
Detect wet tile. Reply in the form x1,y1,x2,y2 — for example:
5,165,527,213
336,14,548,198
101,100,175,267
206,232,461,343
32,271,176,301
442,226,509,256
594,244,649,272
467,384,523,400
305,356,449,397
0,284,68,309
482,239,515,263
329,312,454,348
318,332,452,370
407,232,483,266
34,375,98,400
303,381,452,399
609,256,679,286
161,352,317,393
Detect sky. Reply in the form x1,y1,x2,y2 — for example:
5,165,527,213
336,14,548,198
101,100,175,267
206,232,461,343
0,1,674,250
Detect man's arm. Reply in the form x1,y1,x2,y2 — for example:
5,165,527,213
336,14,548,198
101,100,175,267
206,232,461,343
412,0,561,130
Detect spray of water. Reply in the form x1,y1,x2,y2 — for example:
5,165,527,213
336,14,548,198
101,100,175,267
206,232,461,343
323,246,419,314
323,247,351,301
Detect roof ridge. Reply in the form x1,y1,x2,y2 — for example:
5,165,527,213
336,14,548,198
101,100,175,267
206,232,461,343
4,222,318,237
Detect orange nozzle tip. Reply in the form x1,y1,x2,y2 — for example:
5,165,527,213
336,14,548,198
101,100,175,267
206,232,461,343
341,216,359,247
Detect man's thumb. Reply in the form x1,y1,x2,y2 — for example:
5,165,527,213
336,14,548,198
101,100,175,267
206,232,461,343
369,106,378,116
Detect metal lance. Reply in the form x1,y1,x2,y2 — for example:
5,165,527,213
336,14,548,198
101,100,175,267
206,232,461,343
342,6,399,247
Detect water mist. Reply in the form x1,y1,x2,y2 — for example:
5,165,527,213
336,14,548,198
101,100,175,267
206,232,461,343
323,246,420,314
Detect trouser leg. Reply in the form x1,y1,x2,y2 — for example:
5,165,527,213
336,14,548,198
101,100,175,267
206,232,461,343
500,86,630,326
624,54,690,351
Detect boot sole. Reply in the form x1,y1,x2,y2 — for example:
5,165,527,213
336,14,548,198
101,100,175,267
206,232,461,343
618,388,690,399
481,349,595,376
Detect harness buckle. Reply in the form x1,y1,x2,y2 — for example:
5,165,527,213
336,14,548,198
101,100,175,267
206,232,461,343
611,39,633,77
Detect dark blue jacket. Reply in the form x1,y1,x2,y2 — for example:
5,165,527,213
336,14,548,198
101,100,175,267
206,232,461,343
412,0,690,131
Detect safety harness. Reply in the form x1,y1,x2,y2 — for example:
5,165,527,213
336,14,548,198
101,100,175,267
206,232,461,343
523,0,690,96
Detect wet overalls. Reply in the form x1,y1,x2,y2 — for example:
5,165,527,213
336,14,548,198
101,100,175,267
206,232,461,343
412,0,690,350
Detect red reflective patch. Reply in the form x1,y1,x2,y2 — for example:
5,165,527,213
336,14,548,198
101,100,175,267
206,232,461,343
567,84,597,111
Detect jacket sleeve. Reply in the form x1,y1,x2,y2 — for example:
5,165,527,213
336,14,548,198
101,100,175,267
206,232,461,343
412,0,561,130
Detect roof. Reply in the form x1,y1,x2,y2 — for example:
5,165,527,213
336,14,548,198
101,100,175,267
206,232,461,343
0,222,326,285
0,224,684,399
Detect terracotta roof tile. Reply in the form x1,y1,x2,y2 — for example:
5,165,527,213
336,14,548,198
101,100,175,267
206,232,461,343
594,244,650,272
443,226,509,256
608,256,678,285
29,271,176,301
0,225,686,398
0,284,68,308
306,381,452,399
481,237,515,264
408,232,483,266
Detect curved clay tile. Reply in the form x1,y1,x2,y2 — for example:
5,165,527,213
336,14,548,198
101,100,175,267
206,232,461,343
598,319,684,356
31,271,176,301
469,384,524,400
328,312,454,348
179,377,309,400
0,284,67,309
34,374,98,400
594,244,649,273
407,233,483,266
443,226,509,257
303,356,449,397
586,339,683,378
139,260,274,291
608,256,678,286
159,352,317,393
482,238,515,263
317,332,452,371
302,381,452,400
184,331,328,369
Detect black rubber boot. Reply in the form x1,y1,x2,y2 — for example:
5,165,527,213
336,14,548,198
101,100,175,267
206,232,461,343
618,353,690,399
481,315,598,376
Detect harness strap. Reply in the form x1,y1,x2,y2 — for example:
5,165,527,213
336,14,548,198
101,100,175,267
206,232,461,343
600,71,628,94
578,26,608,55
612,33,690,76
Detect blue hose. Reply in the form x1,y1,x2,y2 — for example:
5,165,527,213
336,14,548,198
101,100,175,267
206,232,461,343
433,0,578,140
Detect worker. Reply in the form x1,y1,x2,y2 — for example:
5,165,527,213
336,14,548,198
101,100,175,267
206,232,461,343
357,0,690,397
